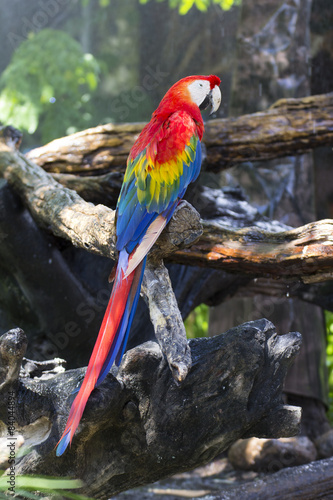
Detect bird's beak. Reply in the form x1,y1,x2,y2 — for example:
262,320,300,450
209,85,221,115
199,84,222,115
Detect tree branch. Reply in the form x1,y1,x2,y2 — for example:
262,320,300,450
0,141,117,260
1,142,332,285
25,93,333,174
172,218,333,284
214,456,333,500
141,259,192,383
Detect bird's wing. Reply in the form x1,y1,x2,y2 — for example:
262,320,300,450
116,110,202,263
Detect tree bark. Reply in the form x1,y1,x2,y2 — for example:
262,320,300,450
1,319,301,498
25,93,333,175
173,218,333,283
211,455,333,500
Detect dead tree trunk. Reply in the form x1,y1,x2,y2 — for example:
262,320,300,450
1,320,301,499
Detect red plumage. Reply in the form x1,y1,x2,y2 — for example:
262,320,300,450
130,74,220,160
56,262,136,455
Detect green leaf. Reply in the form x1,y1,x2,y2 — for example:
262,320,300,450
179,0,195,15
194,0,209,11
213,0,242,10
0,29,100,142
15,476,83,490
185,304,209,338
11,489,42,500
40,84,54,104
85,72,98,91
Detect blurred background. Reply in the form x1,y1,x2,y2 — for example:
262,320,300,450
0,0,241,147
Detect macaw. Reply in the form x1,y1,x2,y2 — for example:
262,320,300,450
56,74,221,456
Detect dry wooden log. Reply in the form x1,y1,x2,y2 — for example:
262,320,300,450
25,93,333,174
0,140,118,260
213,455,333,500
0,142,203,263
2,170,331,374
1,141,333,285
0,319,302,498
172,218,333,284
1,170,331,370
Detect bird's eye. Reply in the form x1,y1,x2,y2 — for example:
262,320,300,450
199,83,203,87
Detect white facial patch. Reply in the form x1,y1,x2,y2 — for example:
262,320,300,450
188,79,211,107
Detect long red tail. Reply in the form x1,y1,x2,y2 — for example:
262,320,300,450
56,252,145,456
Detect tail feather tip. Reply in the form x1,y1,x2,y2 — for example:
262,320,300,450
56,431,71,457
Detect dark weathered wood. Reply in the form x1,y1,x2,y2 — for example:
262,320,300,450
0,328,26,392
235,278,333,313
1,320,301,498
141,258,192,383
0,181,106,367
25,93,333,174
212,456,333,500
52,170,123,207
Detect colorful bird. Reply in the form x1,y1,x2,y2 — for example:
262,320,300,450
56,74,221,456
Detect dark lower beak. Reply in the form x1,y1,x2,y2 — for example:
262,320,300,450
199,90,212,112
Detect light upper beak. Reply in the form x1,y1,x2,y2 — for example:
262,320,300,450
199,84,222,115
209,85,222,115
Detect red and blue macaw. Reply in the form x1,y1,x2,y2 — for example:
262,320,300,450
56,74,221,456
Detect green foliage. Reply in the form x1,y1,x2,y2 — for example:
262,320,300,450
326,311,333,424
139,0,241,14
0,470,94,500
0,29,100,143
185,304,209,338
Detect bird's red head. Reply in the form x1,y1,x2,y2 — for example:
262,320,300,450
130,75,221,159
156,74,222,123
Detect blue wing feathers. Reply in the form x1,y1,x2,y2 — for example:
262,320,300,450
192,141,202,182
115,256,146,366
116,133,201,254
